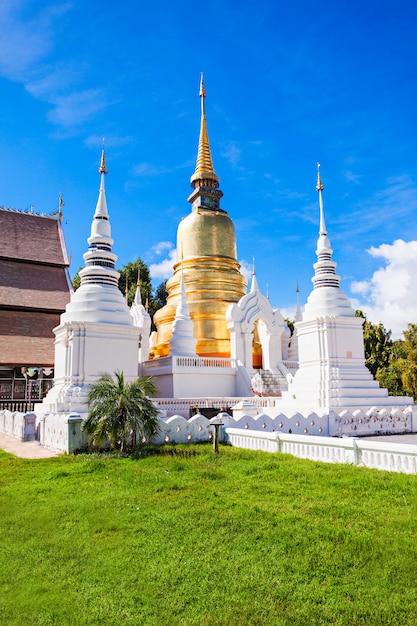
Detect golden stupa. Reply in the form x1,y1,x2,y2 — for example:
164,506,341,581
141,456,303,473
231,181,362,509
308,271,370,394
152,75,248,358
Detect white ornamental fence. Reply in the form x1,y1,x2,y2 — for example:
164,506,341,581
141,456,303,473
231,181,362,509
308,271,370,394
224,428,417,474
1,408,417,475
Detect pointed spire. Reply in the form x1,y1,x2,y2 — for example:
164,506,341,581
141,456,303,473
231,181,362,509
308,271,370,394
169,260,197,356
312,164,340,290
250,257,259,292
133,266,144,306
295,282,302,321
316,163,326,236
58,192,64,222
99,147,108,175
79,149,119,289
190,74,219,186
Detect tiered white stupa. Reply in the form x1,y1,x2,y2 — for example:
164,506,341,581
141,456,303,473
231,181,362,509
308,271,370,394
39,151,140,425
280,165,411,412
169,263,197,357
130,275,152,364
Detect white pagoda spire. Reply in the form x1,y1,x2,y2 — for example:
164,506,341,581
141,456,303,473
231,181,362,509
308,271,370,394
169,261,197,356
312,163,340,290
130,268,152,363
250,258,259,293
301,164,355,320
295,282,302,322
79,149,119,289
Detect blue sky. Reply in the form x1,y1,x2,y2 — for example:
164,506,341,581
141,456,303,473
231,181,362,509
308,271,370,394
1,1,417,338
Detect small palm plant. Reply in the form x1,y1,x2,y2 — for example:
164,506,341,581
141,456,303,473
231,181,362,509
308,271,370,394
83,371,160,451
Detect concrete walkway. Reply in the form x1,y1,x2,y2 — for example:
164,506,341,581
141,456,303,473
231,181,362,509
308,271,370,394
0,433,59,459
360,433,417,445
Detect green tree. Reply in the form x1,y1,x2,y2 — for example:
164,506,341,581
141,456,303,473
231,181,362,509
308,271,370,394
284,318,295,336
118,259,152,307
375,339,407,396
148,280,168,322
398,323,417,399
355,311,393,378
83,371,160,451
71,267,82,291
71,258,168,325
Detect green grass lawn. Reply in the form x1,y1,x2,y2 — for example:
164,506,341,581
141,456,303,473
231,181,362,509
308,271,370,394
1,444,417,626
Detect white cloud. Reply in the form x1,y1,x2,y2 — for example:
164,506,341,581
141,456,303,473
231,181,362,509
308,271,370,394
0,3,109,131
350,239,417,338
85,134,133,149
149,244,177,280
48,89,109,127
239,259,252,282
132,160,193,178
151,241,174,255
221,141,242,168
0,3,60,79
132,162,167,177
343,169,361,184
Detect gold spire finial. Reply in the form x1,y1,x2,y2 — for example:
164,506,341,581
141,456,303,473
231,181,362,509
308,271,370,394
316,162,323,192
137,267,141,288
190,75,219,185
200,72,206,116
99,139,108,174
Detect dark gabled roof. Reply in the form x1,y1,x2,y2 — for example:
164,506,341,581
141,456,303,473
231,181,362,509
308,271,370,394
0,208,69,266
0,260,70,311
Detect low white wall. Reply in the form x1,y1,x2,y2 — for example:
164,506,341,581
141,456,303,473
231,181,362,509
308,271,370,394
2,408,417,475
0,409,36,441
225,428,417,474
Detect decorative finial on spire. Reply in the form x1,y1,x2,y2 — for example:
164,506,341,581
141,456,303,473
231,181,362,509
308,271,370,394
200,72,206,116
190,74,219,186
58,192,64,222
250,257,259,292
312,164,340,290
266,283,270,301
99,139,108,175
145,294,149,311
316,162,326,236
295,281,302,321
316,162,324,192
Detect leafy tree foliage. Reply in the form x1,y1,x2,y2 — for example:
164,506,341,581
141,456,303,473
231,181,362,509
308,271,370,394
285,318,294,336
71,267,82,291
83,371,160,451
355,311,393,378
71,258,168,328
355,311,416,398
375,339,407,397
118,259,152,307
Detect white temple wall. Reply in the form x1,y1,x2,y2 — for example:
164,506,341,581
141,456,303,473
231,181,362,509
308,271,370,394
53,321,139,386
142,355,238,398
296,316,365,365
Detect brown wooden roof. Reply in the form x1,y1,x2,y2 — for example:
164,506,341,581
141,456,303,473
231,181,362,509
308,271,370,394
0,209,68,265
0,260,70,310
0,310,59,366
0,209,72,366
